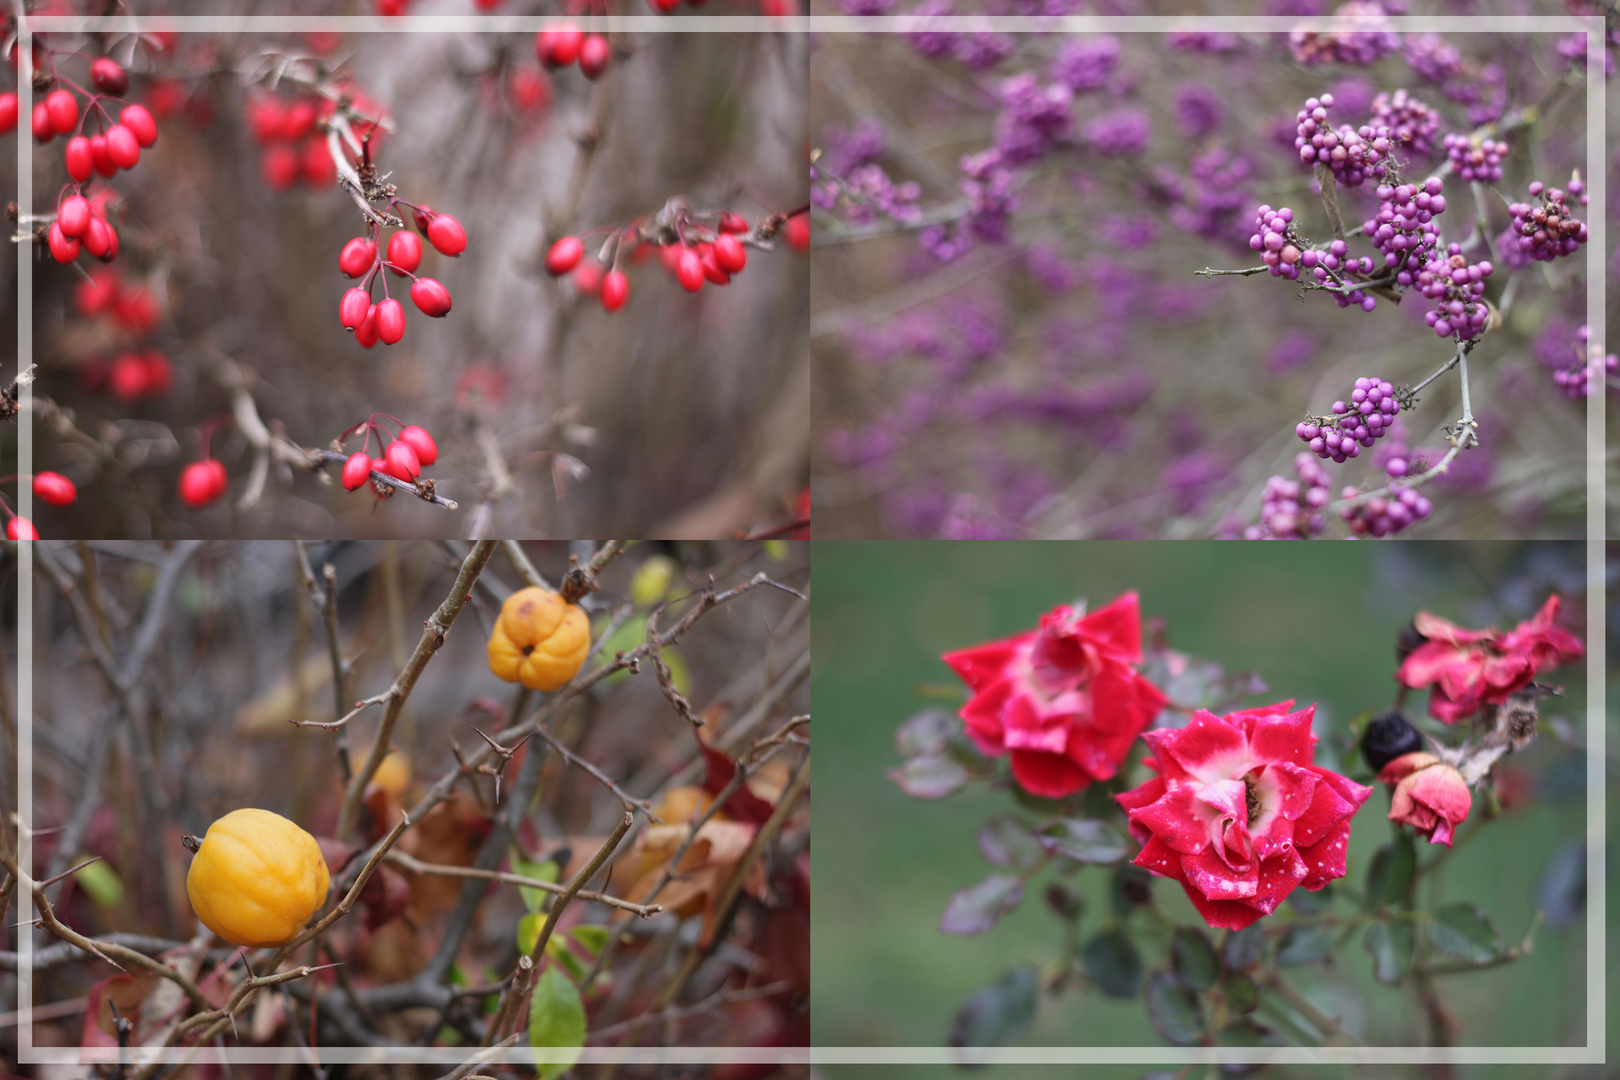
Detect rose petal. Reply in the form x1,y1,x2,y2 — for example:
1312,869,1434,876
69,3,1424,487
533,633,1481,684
1076,591,1144,663
1194,778,1248,822
1175,883,1269,932
1182,845,1257,901
1008,749,1089,799
1246,845,1308,915
1291,768,1366,849
1131,784,1217,855
1133,834,1188,881
1296,818,1354,890
1247,705,1317,768
1155,710,1249,784
943,635,1030,689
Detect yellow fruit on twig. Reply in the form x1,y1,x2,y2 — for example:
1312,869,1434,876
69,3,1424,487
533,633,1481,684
487,586,591,692
183,808,331,948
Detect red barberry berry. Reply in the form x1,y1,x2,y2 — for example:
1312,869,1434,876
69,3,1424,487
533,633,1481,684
45,89,79,136
121,104,158,148
82,218,115,261
355,305,380,348
375,298,407,344
537,24,584,68
57,195,91,239
699,247,731,285
247,95,286,142
0,92,17,135
7,517,38,540
262,145,300,189
546,236,584,276
398,425,439,466
104,124,141,169
650,0,681,13
409,277,452,317
89,134,116,177
601,270,630,312
91,58,129,96
676,249,705,292
142,350,173,395
75,269,120,315
303,136,336,186
340,237,377,278
719,213,749,234
387,230,422,275
31,101,54,143
784,213,809,252
340,287,373,330
282,99,317,140
579,35,611,79
64,136,93,182
426,214,467,257
341,451,373,491
109,352,149,401
178,459,228,508
33,472,77,506
384,439,422,481
47,222,81,264
714,233,747,273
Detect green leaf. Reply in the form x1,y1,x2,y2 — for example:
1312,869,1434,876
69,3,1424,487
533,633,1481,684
1038,818,1129,865
896,709,962,758
1362,920,1414,985
569,925,610,957
1143,971,1205,1046
1215,1017,1274,1048
941,874,1025,935
1275,927,1333,967
889,755,969,800
1428,902,1499,963
517,912,543,956
1222,924,1267,973
511,850,560,914
528,966,585,1080
1364,835,1416,910
1222,974,1259,1015
1081,929,1143,999
947,964,1038,1048
1110,864,1154,917
1287,883,1331,915
977,815,1045,869
545,938,588,983
1170,927,1219,992
447,964,468,987
73,859,124,907
761,539,788,563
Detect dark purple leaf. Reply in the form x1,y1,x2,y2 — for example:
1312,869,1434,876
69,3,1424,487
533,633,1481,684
941,874,1025,935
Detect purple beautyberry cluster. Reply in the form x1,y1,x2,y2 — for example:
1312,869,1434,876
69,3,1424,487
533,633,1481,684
1295,93,1394,188
1508,178,1589,262
995,74,1075,166
1370,89,1439,156
1082,108,1152,157
1339,482,1432,537
1416,244,1493,339
1167,31,1240,53
1402,33,1462,83
1366,177,1446,282
1442,132,1506,183
1297,377,1402,462
1288,1,1401,67
1244,452,1332,540
1050,35,1121,92
1553,325,1618,399
810,165,922,226
1249,205,1302,279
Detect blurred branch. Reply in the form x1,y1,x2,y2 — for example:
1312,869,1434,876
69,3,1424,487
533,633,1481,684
384,850,660,918
335,541,497,840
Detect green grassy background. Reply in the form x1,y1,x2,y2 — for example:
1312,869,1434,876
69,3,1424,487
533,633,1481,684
810,541,1597,1080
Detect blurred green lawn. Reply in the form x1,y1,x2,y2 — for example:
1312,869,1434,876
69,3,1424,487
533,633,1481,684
810,541,1596,1080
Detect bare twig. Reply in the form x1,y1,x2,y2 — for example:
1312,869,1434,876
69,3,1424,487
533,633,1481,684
383,851,660,918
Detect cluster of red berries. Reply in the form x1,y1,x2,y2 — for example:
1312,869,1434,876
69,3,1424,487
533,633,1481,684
81,349,174,403
247,92,341,191
545,209,776,314
336,417,440,495
74,267,162,335
338,207,465,347
7,56,161,267
536,25,612,79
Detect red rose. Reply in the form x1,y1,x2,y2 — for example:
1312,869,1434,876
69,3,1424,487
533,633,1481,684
1116,701,1372,931
1398,595,1584,723
942,592,1167,799
1378,751,1471,847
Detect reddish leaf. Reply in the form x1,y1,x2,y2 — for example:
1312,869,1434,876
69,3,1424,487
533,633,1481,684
699,742,776,825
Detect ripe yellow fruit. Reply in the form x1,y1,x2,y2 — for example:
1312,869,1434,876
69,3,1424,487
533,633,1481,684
184,808,331,948
487,586,591,692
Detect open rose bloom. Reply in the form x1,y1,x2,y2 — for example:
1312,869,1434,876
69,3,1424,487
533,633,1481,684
1379,751,1471,847
942,592,1168,799
1116,702,1372,931
1397,595,1584,723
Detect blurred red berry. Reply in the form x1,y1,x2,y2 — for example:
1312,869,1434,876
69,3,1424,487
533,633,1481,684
410,277,452,317
33,472,77,506
58,195,91,239
579,35,611,79
537,25,584,68
262,144,300,189
64,136,94,182
340,238,377,278
342,452,373,491
398,425,439,466
714,234,747,273
375,298,407,344
7,517,38,541
546,236,584,276
31,101,54,143
303,137,336,187
340,288,373,330
384,439,422,481
45,89,79,136
355,305,380,349
571,262,602,295
47,222,80,264
82,218,115,261
509,68,551,114
601,270,629,312
109,353,149,401
719,213,749,234
105,125,140,169
142,350,173,395
426,214,467,257
784,213,809,252
91,57,129,96
179,460,228,508
676,249,705,292
75,269,121,316
0,92,17,135
121,103,158,147
387,230,423,275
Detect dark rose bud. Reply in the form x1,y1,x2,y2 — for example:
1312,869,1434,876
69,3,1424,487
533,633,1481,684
1395,620,1427,664
1045,883,1083,921
1362,711,1423,774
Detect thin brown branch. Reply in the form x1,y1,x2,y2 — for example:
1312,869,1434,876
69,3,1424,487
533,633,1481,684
383,850,660,918
526,723,658,820
335,541,498,840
